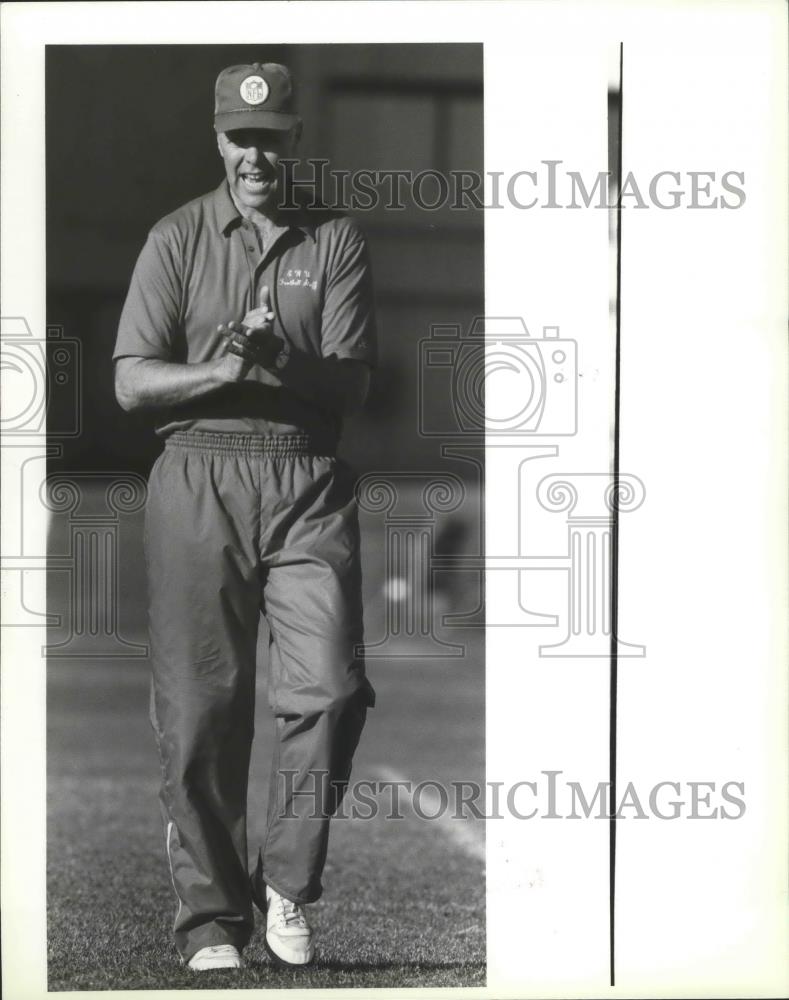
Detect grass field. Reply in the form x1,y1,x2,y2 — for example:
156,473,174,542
47,496,485,991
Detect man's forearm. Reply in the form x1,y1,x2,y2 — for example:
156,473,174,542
114,357,229,411
115,350,370,417
277,350,370,417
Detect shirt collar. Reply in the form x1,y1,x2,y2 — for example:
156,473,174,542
212,181,315,240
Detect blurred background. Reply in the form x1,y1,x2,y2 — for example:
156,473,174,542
45,44,485,989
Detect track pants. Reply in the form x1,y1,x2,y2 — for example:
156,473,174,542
144,431,375,961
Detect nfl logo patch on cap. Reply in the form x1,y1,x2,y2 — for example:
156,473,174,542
240,75,269,105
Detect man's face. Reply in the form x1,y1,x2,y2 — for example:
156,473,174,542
217,127,299,213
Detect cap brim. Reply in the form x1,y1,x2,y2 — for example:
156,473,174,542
214,110,300,133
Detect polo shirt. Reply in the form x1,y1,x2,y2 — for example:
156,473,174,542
114,181,377,443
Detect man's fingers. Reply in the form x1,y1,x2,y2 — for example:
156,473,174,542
219,317,280,368
259,284,271,311
229,331,253,349
243,310,275,328
226,333,256,360
227,344,255,363
218,321,249,339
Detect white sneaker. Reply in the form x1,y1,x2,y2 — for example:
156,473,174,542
264,885,315,966
187,944,243,971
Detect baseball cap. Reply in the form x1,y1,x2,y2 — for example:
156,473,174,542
213,62,300,133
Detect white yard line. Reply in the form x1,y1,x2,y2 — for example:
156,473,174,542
375,766,486,864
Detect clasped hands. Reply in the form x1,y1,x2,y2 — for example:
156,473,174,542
217,285,284,379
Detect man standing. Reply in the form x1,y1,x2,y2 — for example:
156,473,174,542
113,62,377,972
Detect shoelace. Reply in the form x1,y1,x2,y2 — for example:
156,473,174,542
277,895,308,929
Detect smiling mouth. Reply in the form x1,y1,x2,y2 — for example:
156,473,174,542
240,172,272,190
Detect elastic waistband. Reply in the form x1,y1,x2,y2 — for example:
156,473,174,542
164,431,334,457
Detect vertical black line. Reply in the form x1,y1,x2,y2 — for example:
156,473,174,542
610,41,624,989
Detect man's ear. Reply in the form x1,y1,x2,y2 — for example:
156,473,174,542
216,132,225,157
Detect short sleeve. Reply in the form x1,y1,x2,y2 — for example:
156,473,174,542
113,228,182,361
320,225,378,367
